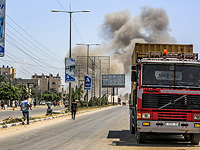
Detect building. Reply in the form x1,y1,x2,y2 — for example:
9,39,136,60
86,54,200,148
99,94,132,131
32,73,62,93
0,65,16,80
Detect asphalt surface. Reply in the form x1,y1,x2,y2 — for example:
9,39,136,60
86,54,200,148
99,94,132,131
0,106,65,121
0,106,199,150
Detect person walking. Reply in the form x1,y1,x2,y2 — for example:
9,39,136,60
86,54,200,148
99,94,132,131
20,99,32,125
15,100,17,108
1,99,4,109
71,99,78,120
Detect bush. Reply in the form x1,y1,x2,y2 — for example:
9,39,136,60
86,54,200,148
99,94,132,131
79,101,86,108
88,96,99,107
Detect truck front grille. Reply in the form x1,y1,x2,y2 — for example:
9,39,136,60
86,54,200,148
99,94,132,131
157,112,188,121
142,93,200,110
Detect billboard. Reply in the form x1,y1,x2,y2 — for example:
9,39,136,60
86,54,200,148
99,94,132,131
0,0,5,57
65,58,75,82
102,74,125,88
84,74,91,90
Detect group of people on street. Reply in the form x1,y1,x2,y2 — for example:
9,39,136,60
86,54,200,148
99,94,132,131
1,98,78,125
0,100,18,109
53,101,60,107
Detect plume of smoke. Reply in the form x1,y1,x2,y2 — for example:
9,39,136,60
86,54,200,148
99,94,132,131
99,6,177,74
70,6,177,92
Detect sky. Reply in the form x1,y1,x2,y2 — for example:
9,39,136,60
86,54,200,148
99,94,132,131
2,0,200,95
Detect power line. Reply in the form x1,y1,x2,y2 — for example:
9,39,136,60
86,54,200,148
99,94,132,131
0,58,31,77
6,34,59,70
55,0,85,43
6,51,64,73
6,15,63,60
56,0,66,10
6,28,62,62
6,37,58,74
6,22,62,61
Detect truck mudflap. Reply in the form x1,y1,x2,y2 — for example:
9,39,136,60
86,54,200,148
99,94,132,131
137,120,200,133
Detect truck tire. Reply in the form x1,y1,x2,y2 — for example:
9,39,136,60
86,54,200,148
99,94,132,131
136,130,146,143
190,134,200,145
130,115,135,134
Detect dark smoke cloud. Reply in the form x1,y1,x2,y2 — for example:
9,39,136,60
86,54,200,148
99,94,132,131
71,6,177,77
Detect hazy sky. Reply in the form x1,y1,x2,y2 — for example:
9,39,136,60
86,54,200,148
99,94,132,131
2,0,200,94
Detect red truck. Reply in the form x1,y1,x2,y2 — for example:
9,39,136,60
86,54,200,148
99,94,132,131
130,44,200,144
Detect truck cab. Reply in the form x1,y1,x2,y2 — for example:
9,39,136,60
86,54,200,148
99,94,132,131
130,51,200,144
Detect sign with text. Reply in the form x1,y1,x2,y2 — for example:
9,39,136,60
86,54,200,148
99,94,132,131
0,0,5,57
84,74,91,90
102,74,125,88
65,58,75,82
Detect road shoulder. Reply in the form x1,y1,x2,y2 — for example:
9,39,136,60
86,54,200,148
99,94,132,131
0,105,119,138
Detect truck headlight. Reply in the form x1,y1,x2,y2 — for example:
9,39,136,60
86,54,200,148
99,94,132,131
194,114,200,120
142,113,150,119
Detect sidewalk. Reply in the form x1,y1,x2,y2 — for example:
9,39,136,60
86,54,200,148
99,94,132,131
0,105,64,111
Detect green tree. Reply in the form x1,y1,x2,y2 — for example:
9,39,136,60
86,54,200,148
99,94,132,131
31,87,41,101
71,84,84,101
100,94,108,106
54,94,60,102
0,84,21,101
41,88,61,102
10,86,21,101
15,83,29,100
0,75,8,87
41,94,52,101
88,96,99,107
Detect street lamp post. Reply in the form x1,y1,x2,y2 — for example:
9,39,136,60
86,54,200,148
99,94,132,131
76,43,100,107
52,8,90,111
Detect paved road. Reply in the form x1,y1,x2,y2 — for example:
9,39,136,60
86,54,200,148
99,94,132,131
0,107,65,121
0,106,199,150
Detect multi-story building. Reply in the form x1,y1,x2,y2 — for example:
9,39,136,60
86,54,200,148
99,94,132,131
0,65,16,80
32,73,62,92
0,66,62,93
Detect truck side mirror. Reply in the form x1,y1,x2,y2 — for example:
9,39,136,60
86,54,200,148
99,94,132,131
131,71,137,82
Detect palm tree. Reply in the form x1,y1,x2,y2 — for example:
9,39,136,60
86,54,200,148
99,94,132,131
71,84,84,101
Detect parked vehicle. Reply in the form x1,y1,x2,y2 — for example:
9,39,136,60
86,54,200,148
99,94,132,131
40,101,46,105
130,43,200,144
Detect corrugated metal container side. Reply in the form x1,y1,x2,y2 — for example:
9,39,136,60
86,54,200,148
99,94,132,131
132,43,193,65
130,43,193,104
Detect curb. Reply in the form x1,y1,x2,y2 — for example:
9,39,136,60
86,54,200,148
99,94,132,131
0,107,112,129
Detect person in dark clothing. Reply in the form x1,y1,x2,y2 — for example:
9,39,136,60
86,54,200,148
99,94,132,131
71,99,78,120
15,100,17,108
1,100,4,109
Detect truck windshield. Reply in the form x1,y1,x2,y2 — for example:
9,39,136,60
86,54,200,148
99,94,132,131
142,64,200,87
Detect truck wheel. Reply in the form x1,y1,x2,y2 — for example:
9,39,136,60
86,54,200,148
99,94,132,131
136,130,146,143
130,115,135,134
190,134,200,145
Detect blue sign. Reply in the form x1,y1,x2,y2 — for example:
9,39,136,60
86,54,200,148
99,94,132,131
65,58,75,82
85,74,91,90
0,0,5,57
66,73,75,82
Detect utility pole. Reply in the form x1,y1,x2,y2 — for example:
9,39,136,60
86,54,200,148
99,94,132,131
52,5,90,111
76,43,101,107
